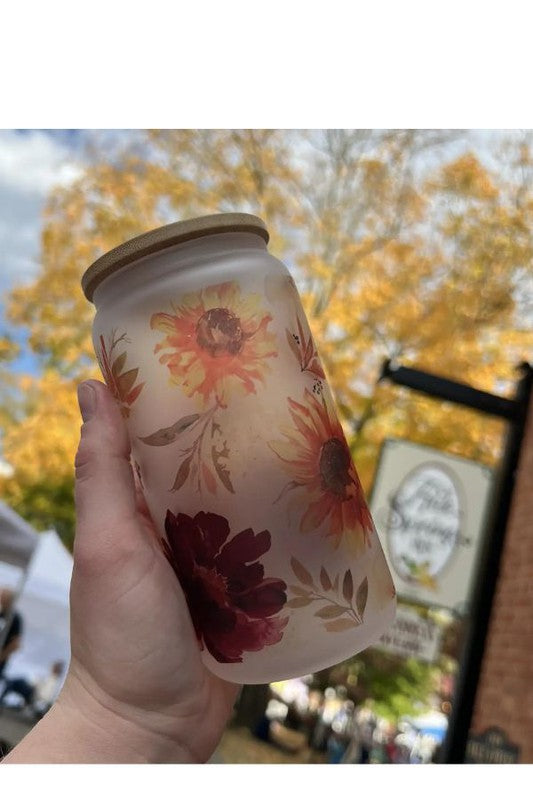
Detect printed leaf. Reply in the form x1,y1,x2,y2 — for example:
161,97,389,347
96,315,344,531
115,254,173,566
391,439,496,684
320,566,332,591
212,444,235,494
171,454,193,492
289,585,310,597
287,596,313,608
202,463,217,494
309,357,326,379
304,332,314,364
290,557,314,587
111,352,127,377
125,382,145,406
273,480,301,504
139,414,201,446
343,569,354,604
296,316,306,352
325,618,360,632
116,368,139,397
315,605,346,619
332,574,340,593
286,329,301,362
356,577,369,617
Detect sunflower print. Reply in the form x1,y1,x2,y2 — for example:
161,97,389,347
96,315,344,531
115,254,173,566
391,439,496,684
151,281,278,405
270,389,373,554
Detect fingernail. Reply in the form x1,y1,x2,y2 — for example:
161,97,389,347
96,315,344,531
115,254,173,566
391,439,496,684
78,382,97,422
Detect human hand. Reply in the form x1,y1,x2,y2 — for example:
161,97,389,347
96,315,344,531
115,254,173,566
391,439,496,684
8,380,239,763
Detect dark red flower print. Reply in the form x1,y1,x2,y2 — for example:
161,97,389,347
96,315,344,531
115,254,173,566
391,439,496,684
162,510,288,664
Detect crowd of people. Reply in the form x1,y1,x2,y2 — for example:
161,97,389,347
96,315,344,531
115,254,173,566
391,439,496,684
2,582,440,763
259,680,442,764
0,587,65,721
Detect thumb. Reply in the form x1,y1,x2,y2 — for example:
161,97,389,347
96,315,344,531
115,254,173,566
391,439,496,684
74,380,142,566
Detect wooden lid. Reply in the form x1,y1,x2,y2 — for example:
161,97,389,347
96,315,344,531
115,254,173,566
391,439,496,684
81,212,269,302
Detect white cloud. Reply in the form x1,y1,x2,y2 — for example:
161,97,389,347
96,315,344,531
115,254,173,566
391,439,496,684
0,130,82,194
0,458,14,478
0,130,84,298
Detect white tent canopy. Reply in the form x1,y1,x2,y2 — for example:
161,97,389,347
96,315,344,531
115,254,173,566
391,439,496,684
0,503,72,682
0,500,38,569
10,530,73,681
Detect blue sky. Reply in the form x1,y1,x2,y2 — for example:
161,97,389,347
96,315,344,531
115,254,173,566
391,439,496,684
0,129,529,376
0,130,89,373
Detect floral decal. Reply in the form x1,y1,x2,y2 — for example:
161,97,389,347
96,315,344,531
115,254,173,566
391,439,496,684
162,510,288,663
97,330,145,417
287,557,368,632
151,281,278,406
269,389,373,553
143,281,278,495
286,314,325,382
139,403,233,495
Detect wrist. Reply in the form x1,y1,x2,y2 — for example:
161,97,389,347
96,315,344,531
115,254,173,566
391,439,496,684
3,667,197,764
53,669,197,763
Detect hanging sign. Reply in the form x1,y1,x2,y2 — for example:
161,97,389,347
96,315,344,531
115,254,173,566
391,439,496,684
377,604,442,663
369,439,493,613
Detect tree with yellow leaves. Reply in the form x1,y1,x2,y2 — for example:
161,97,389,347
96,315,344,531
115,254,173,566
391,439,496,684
1,129,531,546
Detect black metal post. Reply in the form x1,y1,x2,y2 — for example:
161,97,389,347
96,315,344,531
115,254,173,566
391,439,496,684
379,359,520,420
379,359,533,763
440,363,532,762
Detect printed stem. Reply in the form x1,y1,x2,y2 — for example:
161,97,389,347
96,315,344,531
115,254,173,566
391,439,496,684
307,589,363,625
109,329,128,355
185,402,220,493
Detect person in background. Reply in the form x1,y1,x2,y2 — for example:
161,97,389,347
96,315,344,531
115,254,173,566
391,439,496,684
358,709,377,764
0,589,23,681
303,689,323,747
384,725,401,763
33,661,66,717
340,711,363,764
326,700,355,763
0,676,35,709
0,660,67,718
309,687,338,752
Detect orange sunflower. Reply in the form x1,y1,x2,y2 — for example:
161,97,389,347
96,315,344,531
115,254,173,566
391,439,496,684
151,281,277,405
270,389,373,553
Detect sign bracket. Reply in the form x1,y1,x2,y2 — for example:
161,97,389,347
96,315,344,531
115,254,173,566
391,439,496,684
379,360,533,763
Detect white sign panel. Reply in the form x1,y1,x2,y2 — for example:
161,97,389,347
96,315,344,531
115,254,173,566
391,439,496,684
370,439,493,613
377,605,442,663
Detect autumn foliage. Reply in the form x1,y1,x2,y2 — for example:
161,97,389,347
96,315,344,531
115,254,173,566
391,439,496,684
1,130,531,548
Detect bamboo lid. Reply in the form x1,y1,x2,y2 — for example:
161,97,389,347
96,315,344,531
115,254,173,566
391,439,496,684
81,212,269,302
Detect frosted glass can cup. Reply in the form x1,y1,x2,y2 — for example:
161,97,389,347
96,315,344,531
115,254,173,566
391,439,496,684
82,213,396,684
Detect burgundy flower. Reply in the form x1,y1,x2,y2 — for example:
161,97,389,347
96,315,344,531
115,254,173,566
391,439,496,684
162,510,288,663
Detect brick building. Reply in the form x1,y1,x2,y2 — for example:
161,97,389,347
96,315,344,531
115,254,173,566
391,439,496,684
469,389,533,762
